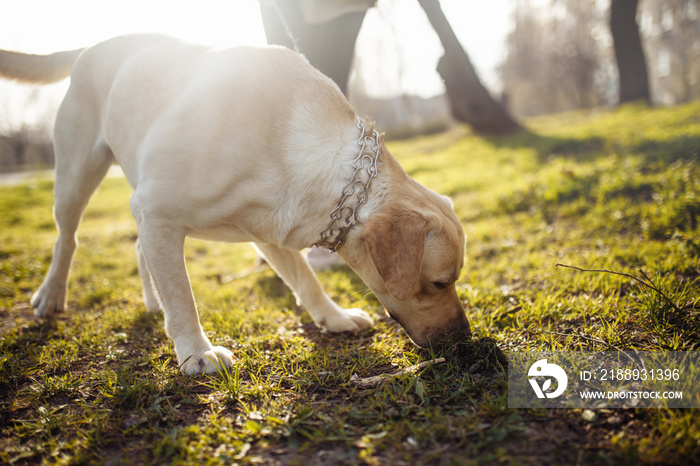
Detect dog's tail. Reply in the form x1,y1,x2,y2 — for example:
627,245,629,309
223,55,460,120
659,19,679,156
0,48,86,84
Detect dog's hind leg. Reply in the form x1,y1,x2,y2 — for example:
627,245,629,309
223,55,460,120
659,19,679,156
135,237,163,313
31,99,113,318
129,198,234,375
253,243,374,333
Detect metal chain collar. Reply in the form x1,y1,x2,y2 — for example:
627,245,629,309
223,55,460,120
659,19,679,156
314,117,382,252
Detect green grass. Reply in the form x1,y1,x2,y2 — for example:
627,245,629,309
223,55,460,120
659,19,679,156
1,102,699,464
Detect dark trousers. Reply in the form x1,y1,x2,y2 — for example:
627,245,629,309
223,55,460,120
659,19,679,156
259,0,366,96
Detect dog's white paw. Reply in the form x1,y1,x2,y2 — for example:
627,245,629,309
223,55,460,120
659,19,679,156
31,283,67,318
179,346,235,375
323,307,374,334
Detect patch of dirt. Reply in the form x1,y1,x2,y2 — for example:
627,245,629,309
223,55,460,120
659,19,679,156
0,303,37,333
433,334,508,375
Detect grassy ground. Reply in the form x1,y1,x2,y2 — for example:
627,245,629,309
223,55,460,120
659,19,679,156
1,102,699,465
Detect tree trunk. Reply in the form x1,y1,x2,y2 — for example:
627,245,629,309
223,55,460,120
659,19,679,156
610,0,650,104
417,0,521,135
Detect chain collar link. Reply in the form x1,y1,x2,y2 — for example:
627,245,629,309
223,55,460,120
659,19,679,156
314,117,382,252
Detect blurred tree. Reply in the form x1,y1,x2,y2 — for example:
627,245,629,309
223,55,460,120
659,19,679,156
610,0,651,104
416,0,521,134
501,0,614,117
638,0,700,105
0,87,54,168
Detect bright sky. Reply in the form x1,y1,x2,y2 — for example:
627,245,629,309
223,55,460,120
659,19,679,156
0,0,513,129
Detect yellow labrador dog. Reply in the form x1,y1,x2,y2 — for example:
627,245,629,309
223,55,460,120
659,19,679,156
0,34,470,374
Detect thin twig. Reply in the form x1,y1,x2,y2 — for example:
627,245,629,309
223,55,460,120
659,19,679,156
636,268,682,312
350,358,446,389
218,265,269,283
555,263,681,312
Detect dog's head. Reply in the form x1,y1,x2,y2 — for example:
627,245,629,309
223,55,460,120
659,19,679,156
342,175,471,347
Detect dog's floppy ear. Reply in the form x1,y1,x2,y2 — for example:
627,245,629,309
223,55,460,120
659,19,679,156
362,206,431,301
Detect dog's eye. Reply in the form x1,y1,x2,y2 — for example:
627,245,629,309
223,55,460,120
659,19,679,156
432,281,450,290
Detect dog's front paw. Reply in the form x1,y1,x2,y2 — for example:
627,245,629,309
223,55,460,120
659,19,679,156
31,282,67,318
179,346,235,375
323,307,374,334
